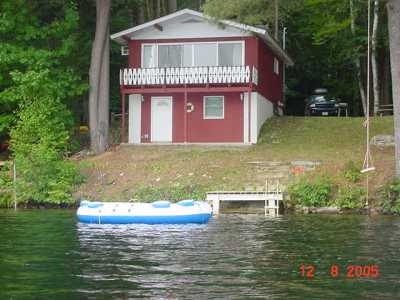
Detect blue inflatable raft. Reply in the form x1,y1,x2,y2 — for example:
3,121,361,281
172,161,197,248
77,200,212,224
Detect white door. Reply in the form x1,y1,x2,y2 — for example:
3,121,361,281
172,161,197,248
151,97,173,142
129,94,141,144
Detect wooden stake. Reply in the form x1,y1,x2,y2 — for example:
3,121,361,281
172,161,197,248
13,160,17,210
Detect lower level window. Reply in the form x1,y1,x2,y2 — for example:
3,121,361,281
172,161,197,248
204,96,224,119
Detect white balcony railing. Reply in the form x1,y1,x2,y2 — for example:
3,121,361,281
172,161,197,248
120,66,258,87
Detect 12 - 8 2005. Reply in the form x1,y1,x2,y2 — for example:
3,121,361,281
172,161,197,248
299,264,380,279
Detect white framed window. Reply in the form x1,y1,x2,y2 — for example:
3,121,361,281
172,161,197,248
203,96,224,119
141,41,244,68
121,46,129,56
218,42,243,66
274,57,280,75
158,44,183,67
142,44,156,68
183,44,192,66
194,43,217,66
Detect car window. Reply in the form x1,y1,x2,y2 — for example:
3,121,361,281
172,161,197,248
315,96,326,102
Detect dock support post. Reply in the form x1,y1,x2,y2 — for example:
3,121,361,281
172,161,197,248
212,195,220,215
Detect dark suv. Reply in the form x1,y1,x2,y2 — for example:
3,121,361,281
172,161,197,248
305,88,339,116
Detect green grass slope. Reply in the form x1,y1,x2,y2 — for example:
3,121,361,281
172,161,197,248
77,117,395,201
256,116,394,162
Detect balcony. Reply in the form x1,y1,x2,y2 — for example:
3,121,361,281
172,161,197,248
120,65,258,87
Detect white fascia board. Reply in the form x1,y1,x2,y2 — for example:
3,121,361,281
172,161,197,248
219,19,266,36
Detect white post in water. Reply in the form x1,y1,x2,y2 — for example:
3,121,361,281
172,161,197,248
13,160,17,210
212,195,220,215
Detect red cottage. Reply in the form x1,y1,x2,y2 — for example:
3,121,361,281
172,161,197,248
111,9,293,144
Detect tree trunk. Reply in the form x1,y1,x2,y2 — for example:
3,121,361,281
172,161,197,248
274,0,279,40
372,0,380,115
161,0,168,16
381,49,392,105
155,0,161,17
168,0,177,13
88,0,111,154
387,0,400,176
350,0,367,116
146,0,153,20
138,1,145,24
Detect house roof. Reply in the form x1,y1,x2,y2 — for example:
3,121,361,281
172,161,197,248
110,9,294,66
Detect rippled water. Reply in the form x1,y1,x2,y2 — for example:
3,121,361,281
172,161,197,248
1,210,400,299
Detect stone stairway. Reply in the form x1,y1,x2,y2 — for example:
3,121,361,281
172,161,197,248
222,160,322,214
246,160,322,192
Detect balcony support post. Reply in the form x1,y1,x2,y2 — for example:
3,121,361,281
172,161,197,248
121,90,126,144
184,85,188,143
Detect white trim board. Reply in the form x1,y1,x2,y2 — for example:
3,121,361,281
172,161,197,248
243,92,249,144
243,92,274,144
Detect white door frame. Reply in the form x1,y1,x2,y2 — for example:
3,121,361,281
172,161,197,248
151,96,173,142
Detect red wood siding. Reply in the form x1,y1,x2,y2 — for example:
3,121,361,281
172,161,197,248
244,36,257,67
255,38,283,103
187,93,243,143
140,92,243,143
128,40,141,67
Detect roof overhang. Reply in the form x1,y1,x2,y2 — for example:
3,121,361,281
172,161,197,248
111,9,294,66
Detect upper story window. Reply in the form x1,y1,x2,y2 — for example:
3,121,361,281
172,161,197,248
193,43,217,66
219,43,243,66
142,41,244,68
158,45,183,67
273,57,280,75
143,45,156,68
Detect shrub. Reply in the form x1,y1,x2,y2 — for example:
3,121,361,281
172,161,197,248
381,179,400,214
334,186,365,209
0,162,14,207
287,176,333,207
343,160,361,183
10,96,82,205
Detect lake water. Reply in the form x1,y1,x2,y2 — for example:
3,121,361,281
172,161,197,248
1,210,400,299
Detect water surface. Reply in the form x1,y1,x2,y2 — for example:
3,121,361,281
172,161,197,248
1,210,399,299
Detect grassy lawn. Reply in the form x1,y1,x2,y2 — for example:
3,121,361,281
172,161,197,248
76,116,395,203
